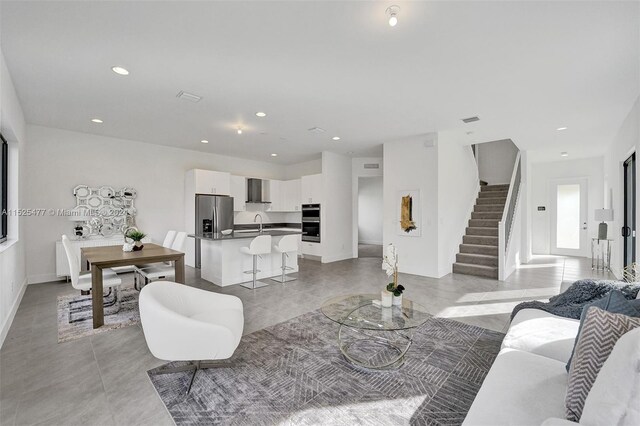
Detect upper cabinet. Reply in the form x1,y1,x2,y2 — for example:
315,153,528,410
230,175,246,211
190,169,231,195
301,174,322,205
282,179,301,211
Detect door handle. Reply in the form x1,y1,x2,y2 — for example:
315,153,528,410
622,226,631,237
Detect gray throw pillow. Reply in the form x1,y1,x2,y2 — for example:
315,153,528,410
566,290,640,371
565,307,640,422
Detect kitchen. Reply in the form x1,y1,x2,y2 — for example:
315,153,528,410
184,168,324,288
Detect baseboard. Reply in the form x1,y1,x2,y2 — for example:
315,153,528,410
358,240,382,246
0,277,27,349
27,273,63,284
321,251,354,263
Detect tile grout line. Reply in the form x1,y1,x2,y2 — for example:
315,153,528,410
89,337,117,424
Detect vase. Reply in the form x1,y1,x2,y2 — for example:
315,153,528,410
132,241,144,251
392,293,403,306
381,291,393,308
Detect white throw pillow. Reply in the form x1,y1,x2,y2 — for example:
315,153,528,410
580,327,640,426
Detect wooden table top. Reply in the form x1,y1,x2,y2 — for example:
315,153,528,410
81,243,184,267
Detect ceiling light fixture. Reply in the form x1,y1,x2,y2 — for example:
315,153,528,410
201,140,209,144
255,112,267,117
91,118,103,123
271,153,278,157
561,152,569,157
557,127,568,131
386,5,400,27
237,128,243,135
332,136,341,141
111,66,129,76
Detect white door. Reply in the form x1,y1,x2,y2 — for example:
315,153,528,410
550,178,588,256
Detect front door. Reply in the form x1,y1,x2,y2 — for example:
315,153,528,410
623,153,636,268
551,178,588,257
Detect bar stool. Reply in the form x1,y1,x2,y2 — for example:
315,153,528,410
271,235,298,283
240,235,272,289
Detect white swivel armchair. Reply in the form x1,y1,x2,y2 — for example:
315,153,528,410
61,235,122,322
134,231,186,288
139,281,244,394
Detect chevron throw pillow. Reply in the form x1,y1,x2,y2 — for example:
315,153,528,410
565,307,640,422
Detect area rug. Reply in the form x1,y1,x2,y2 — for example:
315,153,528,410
57,286,140,343
147,310,504,425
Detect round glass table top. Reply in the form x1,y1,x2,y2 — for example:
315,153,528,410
321,293,431,331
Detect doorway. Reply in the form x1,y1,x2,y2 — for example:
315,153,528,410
357,176,383,258
623,153,636,268
550,178,588,257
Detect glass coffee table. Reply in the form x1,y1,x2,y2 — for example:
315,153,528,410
321,294,431,370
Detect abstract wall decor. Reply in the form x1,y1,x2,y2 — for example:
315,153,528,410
397,190,421,236
71,185,137,238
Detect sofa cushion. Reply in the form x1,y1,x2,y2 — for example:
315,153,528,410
463,349,568,426
565,307,640,422
566,290,640,371
502,309,579,363
580,327,640,426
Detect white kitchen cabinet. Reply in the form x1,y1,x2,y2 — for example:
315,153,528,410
230,175,246,211
266,180,284,211
301,174,322,205
282,179,301,211
190,169,231,195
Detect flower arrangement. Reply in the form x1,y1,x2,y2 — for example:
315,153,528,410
125,229,146,251
382,244,405,297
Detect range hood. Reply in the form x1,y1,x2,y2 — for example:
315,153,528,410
246,178,271,204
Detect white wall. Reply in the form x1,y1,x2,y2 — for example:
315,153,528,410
476,139,518,185
437,131,479,276
383,135,439,277
321,151,353,263
0,50,28,347
604,96,640,277
24,125,298,284
530,156,604,257
284,158,322,180
358,176,383,245
351,157,383,257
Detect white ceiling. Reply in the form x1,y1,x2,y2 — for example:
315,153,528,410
1,1,638,164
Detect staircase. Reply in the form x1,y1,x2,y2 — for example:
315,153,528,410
453,184,509,279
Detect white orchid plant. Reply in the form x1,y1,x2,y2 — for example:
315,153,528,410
382,244,405,296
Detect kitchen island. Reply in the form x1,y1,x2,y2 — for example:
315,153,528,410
189,229,303,287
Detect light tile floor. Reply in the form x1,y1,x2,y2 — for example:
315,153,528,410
0,255,614,425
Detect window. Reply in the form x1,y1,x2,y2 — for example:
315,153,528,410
1,133,7,243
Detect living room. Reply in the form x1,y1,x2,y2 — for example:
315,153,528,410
1,1,639,425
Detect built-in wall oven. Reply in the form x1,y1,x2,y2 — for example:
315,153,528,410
302,204,320,242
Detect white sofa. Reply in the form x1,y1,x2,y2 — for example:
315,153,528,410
463,308,640,426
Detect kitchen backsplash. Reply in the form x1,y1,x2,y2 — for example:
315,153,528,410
234,211,301,224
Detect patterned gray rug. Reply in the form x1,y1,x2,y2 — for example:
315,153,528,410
57,286,140,343
148,310,504,425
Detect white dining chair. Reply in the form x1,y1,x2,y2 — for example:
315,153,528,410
135,231,187,288
132,230,178,290
240,235,272,289
61,235,123,322
139,281,244,394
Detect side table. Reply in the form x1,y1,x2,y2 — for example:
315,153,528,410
591,238,613,272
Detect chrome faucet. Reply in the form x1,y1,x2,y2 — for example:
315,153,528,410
254,213,263,234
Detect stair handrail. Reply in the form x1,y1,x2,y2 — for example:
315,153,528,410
498,151,522,279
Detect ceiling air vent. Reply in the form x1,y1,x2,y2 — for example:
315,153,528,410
462,116,480,123
307,127,326,133
176,91,202,103
364,163,380,169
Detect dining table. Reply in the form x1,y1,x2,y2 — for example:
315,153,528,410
80,243,185,329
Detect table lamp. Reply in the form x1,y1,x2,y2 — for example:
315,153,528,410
595,208,613,240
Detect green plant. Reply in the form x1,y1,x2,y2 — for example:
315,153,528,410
126,230,146,242
386,283,405,297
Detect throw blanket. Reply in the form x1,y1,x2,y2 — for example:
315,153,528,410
511,279,640,320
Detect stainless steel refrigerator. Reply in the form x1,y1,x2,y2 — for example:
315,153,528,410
195,194,234,268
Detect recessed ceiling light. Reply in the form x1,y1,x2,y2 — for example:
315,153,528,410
557,127,568,131
271,153,278,157
347,151,354,155
386,5,400,27
111,66,129,76
255,112,267,117
561,152,569,157
332,136,341,141
91,118,103,123
237,128,243,135
200,140,209,144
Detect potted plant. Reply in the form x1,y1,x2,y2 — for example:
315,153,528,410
382,244,405,306
126,229,146,251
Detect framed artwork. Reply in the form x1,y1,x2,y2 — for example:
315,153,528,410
397,190,421,236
